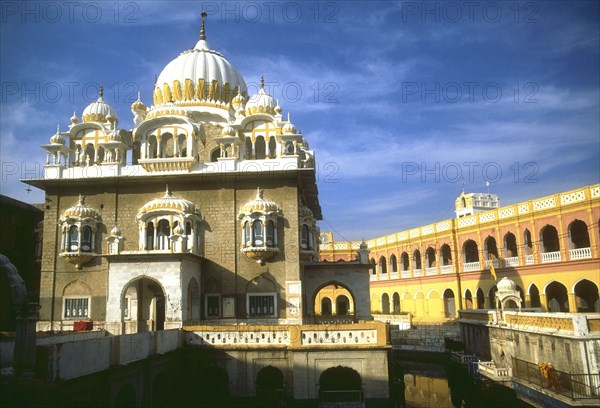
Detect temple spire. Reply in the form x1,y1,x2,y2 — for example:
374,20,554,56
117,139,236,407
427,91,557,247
200,10,207,40
99,84,104,98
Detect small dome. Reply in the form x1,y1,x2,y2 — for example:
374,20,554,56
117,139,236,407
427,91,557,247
131,91,147,111
240,189,281,215
221,123,237,137
62,195,101,220
245,76,277,115
110,226,122,236
82,85,118,123
282,113,296,134
359,241,368,250
497,276,516,291
70,111,79,124
50,125,65,145
173,223,185,235
232,88,246,108
298,200,314,219
138,186,199,217
274,101,281,114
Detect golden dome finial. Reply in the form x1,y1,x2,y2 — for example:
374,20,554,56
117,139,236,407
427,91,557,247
78,194,86,205
200,10,207,40
165,184,172,197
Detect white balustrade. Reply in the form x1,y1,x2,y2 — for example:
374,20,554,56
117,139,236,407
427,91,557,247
441,264,454,274
525,254,534,265
401,270,411,279
485,259,500,269
413,269,423,277
390,271,399,280
504,257,519,267
425,267,437,276
570,247,592,260
463,262,480,272
541,251,561,263
370,274,377,282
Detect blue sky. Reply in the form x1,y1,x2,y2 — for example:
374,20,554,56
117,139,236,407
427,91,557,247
1,1,599,241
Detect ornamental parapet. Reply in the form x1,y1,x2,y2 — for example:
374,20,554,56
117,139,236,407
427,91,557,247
183,321,389,349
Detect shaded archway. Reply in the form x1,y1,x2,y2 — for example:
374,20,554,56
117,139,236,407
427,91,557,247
504,232,518,258
464,289,473,310
336,295,350,315
401,252,410,271
256,366,285,406
443,289,456,318
569,220,590,249
546,281,569,312
440,244,452,266
529,284,541,308
463,240,479,262
321,297,332,315
475,288,485,309
484,236,498,260
313,281,355,322
392,292,400,314
413,250,422,270
115,384,136,408
574,279,599,312
381,293,390,314
540,225,560,253
426,247,436,267
255,136,266,159
319,366,362,403
378,256,387,275
121,277,165,333
390,254,398,273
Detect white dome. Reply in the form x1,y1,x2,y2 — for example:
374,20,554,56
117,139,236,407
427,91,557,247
154,39,246,106
137,186,199,219
82,85,118,123
245,76,277,115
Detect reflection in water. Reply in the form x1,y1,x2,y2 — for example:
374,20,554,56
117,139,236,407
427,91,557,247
393,356,532,408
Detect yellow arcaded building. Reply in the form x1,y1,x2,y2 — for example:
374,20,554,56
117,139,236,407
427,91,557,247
320,184,600,323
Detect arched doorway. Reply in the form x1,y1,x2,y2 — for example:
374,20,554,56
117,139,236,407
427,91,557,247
337,295,350,315
121,277,165,333
392,292,401,314
475,288,485,309
443,289,456,318
256,366,285,406
546,281,569,312
574,279,599,312
115,384,136,408
321,297,332,315
319,366,363,404
529,284,541,308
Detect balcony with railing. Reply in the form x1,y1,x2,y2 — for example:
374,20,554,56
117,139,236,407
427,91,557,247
485,259,500,269
478,361,512,382
570,247,592,260
504,256,519,267
370,274,377,282
425,267,437,276
412,269,423,277
541,251,561,263
440,264,453,274
401,270,411,279
512,357,600,403
463,261,480,272
525,254,534,265
390,271,399,280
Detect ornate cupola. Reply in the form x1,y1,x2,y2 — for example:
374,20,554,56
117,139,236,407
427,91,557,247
298,199,318,261
131,91,147,126
152,11,247,109
245,76,278,116
238,189,283,264
59,195,102,268
41,125,70,168
136,186,202,254
82,85,119,124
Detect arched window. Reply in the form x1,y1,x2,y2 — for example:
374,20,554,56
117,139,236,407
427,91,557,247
301,225,310,249
443,289,456,318
266,221,275,246
255,136,266,160
210,148,220,162
413,250,422,269
268,137,277,159
484,236,498,260
245,138,253,159
390,254,398,273
379,256,387,274
336,295,350,315
440,244,452,265
465,289,473,309
252,220,264,246
461,197,467,208
68,225,79,251
540,225,560,253
401,252,409,271
523,229,533,255
321,297,332,315
370,258,376,275
148,136,157,159
157,219,170,250
146,222,155,250
81,226,93,252
504,232,518,258
546,281,569,312
463,240,479,263
574,279,599,312
244,221,251,247
426,247,436,267
529,284,541,308
569,220,590,249
476,288,485,309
